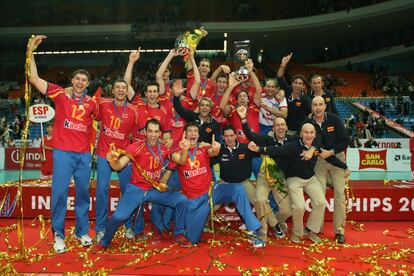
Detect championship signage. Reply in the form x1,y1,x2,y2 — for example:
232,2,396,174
28,104,55,123
1,180,413,221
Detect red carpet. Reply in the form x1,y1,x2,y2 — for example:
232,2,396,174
0,218,413,275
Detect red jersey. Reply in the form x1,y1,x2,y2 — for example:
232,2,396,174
229,84,256,107
186,71,216,108
228,105,260,144
176,144,212,199
208,93,228,129
41,135,53,175
47,83,99,153
127,141,172,190
96,98,137,158
134,103,172,141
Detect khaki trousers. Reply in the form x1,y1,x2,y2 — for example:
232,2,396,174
255,172,292,240
314,152,346,235
286,176,326,237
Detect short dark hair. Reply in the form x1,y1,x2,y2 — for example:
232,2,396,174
291,74,306,84
199,58,211,66
236,90,249,99
145,118,161,130
144,81,159,92
222,124,236,135
184,121,200,132
112,79,128,87
310,74,323,82
72,69,91,81
217,74,228,80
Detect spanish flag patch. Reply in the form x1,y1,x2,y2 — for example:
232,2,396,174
327,126,335,132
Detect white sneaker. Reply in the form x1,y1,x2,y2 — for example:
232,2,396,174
125,228,135,239
53,233,66,253
96,231,105,243
76,234,93,246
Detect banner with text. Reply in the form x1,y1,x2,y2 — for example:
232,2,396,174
1,181,413,221
5,147,42,170
346,148,411,171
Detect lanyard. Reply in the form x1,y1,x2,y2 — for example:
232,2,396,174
73,90,86,105
113,100,127,121
201,78,208,94
188,144,198,167
146,141,164,166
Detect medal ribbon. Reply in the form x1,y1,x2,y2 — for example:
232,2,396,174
113,100,127,121
188,144,198,167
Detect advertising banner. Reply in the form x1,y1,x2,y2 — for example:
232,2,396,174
346,148,411,171
5,147,42,170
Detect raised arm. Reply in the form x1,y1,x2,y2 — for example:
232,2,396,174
245,59,262,107
124,47,141,101
219,73,241,117
156,49,178,95
207,134,221,157
27,35,48,95
238,106,271,145
210,64,231,83
172,80,198,122
277,53,292,78
171,133,190,165
188,50,201,100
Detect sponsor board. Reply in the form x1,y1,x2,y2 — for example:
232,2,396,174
359,138,409,149
5,147,42,170
346,148,411,171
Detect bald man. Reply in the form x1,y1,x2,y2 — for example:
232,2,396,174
249,123,326,244
303,96,350,244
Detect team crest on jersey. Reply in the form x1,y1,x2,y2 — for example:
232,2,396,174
295,102,302,107
327,126,335,132
238,154,245,159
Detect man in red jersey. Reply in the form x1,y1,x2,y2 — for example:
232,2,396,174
123,49,173,148
186,59,231,106
94,79,137,242
92,119,192,251
220,72,261,144
225,59,262,107
172,122,264,247
27,35,99,253
209,74,229,129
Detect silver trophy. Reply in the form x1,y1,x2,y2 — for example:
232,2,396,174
234,40,251,82
174,34,190,56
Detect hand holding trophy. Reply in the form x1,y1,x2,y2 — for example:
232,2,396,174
174,27,208,70
234,40,251,82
